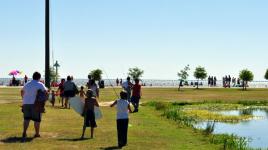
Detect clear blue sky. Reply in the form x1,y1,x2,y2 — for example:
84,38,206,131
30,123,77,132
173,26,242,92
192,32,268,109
0,0,267,80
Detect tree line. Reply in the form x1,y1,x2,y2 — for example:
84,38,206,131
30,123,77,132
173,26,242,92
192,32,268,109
178,65,268,90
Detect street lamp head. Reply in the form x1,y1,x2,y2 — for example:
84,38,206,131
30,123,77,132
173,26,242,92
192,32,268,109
54,60,60,67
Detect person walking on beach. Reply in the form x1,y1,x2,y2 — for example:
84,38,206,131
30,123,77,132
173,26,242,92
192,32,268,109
228,75,231,88
20,72,48,142
63,76,78,109
208,76,211,87
122,77,133,102
131,79,142,113
81,90,99,139
116,78,119,86
110,91,132,148
222,76,226,88
24,75,28,85
213,76,217,86
120,78,122,86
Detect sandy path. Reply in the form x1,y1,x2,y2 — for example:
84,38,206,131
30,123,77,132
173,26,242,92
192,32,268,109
99,101,114,107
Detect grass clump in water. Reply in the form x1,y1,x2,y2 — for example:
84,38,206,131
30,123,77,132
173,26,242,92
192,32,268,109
163,107,198,127
183,109,253,123
210,134,250,150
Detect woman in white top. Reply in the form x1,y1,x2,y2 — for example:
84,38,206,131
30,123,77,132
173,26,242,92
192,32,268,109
110,91,132,148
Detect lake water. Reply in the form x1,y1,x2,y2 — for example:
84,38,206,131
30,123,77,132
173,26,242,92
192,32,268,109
196,109,268,149
1,78,268,88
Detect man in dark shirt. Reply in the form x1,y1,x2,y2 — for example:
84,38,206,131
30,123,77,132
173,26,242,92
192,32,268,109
131,79,141,113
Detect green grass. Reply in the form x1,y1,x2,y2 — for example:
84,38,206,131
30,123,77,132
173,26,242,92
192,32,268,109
100,87,268,102
0,104,220,150
1,87,268,149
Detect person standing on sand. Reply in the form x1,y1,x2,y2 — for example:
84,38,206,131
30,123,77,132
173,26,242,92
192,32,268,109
24,75,28,85
228,75,231,88
116,78,119,86
120,78,122,86
213,76,217,86
208,76,211,87
21,72,48,142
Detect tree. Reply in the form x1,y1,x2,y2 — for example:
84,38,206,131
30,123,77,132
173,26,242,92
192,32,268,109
44,67,59,83
239,69,254,90
265,69,268,81
177,65,190,90
89,69,103,81
193,66,207,89
128,67,144,80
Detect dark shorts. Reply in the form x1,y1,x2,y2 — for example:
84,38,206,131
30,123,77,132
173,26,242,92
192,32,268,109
23,104,42,122
131,96,140,103
84,110,97,128
64,90,75,97
60,92,64,97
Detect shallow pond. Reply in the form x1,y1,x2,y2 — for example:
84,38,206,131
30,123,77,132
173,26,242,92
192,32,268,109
196,109,268,149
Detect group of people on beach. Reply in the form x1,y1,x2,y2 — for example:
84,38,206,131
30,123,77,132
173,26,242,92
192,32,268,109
20,72,141,148
116,78,123,86
208,76,217,87
222,75,242,88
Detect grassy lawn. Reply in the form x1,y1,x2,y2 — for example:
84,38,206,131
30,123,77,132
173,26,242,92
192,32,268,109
100,87,268,102
1,87,268,149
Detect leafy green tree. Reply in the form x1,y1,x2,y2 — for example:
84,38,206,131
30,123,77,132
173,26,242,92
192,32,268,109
177,65,190,90
89,69,103,81
193,66,207,89
46,67,59,83
265,69,268,81
239,69,254,90
128,67,144,80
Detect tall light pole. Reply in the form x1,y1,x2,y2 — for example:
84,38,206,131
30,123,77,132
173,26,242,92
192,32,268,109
45,0,50,88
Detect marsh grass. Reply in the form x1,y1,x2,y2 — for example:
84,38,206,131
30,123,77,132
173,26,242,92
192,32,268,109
149,101,268,150
183,109,253,123
204,121,215,135
210,134,250,150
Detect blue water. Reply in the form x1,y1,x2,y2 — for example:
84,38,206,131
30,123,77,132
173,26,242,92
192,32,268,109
1,78,268,88
197,110,268,149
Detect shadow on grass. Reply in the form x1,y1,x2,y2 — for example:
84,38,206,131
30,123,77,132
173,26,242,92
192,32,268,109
58,137,91,142
0,136,34,143
48,106,70,110
100,146,121,150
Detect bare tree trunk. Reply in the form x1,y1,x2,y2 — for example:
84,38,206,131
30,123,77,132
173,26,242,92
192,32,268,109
178,80,182,91
243,81,246,90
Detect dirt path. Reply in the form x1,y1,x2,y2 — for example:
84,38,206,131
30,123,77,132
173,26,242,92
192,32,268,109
99,101,114,106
